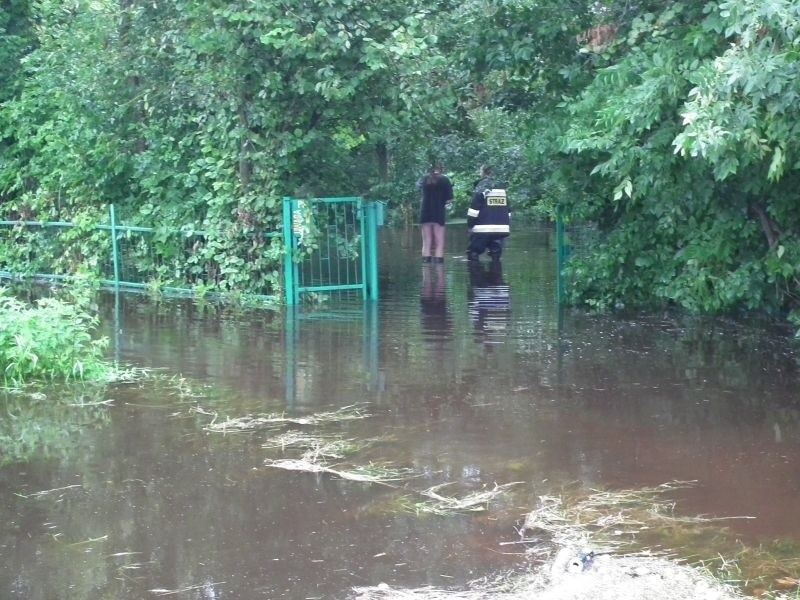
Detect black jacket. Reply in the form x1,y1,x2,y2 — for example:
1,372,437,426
466,178,510,235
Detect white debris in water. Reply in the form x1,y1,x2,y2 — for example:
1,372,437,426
537,547,743,600
351,545,746,600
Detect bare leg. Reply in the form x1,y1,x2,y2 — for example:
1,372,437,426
432,224,446,258
420,223,434,258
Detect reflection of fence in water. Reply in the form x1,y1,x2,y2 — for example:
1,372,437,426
284,302,381,407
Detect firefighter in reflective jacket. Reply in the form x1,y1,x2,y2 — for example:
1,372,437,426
466,165,510,262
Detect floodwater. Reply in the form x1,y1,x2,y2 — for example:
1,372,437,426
2,226,800,599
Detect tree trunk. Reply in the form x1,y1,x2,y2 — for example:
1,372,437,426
750,202,781,250
376,141,389,182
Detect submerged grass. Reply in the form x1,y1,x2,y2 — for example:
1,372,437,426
696,542,800,598
260,430,520,505
519,482,800,599
352,482,761,600
520,480,749,551
353,481,800,599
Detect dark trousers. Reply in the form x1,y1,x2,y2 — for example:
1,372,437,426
467,234,507,260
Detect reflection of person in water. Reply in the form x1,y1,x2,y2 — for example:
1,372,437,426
420,262,452,338
467,260,511,345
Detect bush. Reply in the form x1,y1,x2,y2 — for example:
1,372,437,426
0,290,110,385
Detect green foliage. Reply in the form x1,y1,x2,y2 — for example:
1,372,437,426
0,0,455,296
556,0,800,319
675,0,800,183
0,0,34,106
3,0,800,324
0,289,110,384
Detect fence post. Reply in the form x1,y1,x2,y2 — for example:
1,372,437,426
109,204,120,289
282,197,295,305
365,201,379,300
358,199,368,300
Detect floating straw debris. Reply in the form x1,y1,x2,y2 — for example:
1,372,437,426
352,551,748,599
404,482,522,515
264,458,413,484
263,432,368,460
149,582,226,596
15,484,83,499
202,404,369,433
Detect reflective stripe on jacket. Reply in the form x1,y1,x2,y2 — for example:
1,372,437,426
466,187,510,235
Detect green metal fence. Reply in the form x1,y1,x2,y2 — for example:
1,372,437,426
1,198,383,304
555,205,600,305
282,196,382,305
0,205,272,298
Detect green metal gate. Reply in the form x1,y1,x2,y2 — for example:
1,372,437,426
282,196,382,305
555,204,600,306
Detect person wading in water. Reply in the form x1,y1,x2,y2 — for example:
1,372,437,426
418,163,454,263
466,165,510,262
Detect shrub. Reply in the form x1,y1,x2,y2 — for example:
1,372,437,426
0,290,110,385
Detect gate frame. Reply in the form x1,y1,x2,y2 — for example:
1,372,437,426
282,196,381,305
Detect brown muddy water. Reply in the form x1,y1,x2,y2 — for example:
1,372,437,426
2,227,800,599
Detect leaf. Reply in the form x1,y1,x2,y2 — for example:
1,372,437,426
767,145,785,182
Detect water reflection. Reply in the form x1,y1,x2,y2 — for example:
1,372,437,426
467,260,511,346
419,262,452,341
4,228,800,600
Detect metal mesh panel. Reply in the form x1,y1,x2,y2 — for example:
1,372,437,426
109,230,210,288
556,208,601,304
285,197,378,304
297,200,363,292
561,222,601,262
3,199,381,304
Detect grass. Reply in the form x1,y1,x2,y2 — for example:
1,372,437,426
0,289,111,385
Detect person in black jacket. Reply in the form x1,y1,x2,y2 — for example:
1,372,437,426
418,163,454,263
466,165,510,261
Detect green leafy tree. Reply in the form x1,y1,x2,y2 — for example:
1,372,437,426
558,1,795,316
674,0,800,322
0,0,33,105
0,0,457,295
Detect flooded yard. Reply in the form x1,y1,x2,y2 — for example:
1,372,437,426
2,227,800,599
